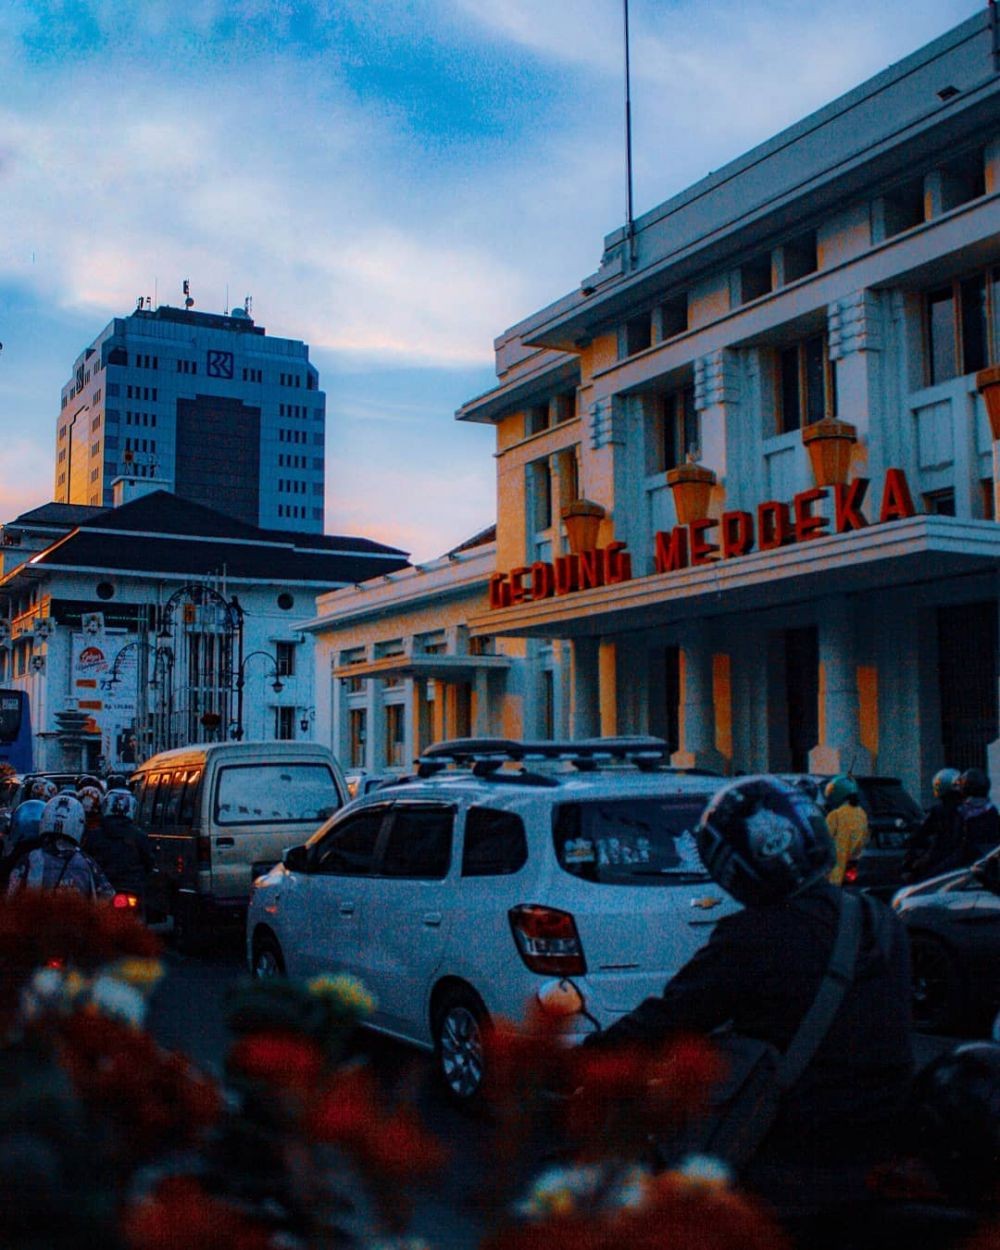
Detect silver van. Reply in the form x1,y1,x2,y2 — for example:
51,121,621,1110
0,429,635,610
133,741,347,950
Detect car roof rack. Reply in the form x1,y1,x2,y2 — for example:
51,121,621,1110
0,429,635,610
416,736,672,778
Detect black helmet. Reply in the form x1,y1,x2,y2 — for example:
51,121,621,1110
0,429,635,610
909,1042,1000,1204
105,773,128,791
959,767,991,799
697,775,835,906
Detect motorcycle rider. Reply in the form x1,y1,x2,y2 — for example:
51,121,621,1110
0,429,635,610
902,768,962,883
6,794,113,901
81,789,152,906
948,768,1000,869
824,774,869,886
76,784,104,839
581,775,913,1205
0,799,46,891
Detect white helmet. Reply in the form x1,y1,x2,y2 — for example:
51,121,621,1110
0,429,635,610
39,793,86,843
77,785,103,815
29,778,58,802
101,788,135,821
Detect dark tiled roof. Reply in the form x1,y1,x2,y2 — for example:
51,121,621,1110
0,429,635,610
10,492,410,588
14,503,107,527
33,531,406,585
446,524,496,556
80,491,263,540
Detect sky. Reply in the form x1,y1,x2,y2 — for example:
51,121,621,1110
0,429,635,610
0,0,984,561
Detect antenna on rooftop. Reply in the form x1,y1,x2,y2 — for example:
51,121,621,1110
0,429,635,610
623,0,636,269
244,295,253,318
183,279,194,311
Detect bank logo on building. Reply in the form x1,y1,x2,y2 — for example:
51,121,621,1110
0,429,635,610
207,350,234,379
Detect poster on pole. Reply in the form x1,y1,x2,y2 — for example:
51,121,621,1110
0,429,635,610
72,633,140,769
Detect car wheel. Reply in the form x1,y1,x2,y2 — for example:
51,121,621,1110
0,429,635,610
251,931,286,979
910,933,965,1033
433,989,489,1106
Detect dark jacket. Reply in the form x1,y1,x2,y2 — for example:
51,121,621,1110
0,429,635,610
931,798,1000,875
584,883,913,1163
905,797,962,881
81,816,153,894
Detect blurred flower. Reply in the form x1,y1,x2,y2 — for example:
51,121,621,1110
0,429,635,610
123,1176,275,1250
112,957,165,989
515,1163,650,1219
308,972,376,1018
676,1153,733,1186
228,1030,325,1095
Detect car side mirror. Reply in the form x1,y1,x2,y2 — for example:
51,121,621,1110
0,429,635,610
282,844,310,873
972,855,1000,894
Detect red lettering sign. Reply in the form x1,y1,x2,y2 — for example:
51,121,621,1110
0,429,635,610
834,478,869,532
554,554,578,595
757,500,791,550
509,567,529,605
879,467,916,523
655,528,689,573
793,488,829,543
721,511,754,558
690,518,719,566
604,541,632,585
530,561,554,600
579,548,605,590
489,573,510,609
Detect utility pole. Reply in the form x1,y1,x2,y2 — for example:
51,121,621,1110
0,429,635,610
624,0,637,268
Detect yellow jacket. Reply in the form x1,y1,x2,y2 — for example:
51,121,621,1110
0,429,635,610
827,802,870,885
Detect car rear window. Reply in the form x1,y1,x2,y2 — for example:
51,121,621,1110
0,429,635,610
859,779,923,824
214,763,341,826
552,797,710,885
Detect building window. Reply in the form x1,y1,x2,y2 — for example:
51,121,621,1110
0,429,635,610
783,232,818,284
275,641,295,677
658,293,688,340
348,707,366,767
982,478,996,521
653,384,698,471
924,488,956,516
385,703,405,768
528,458,552,531
622,312,652,357
740,255,772,303
526,402,550,436
275,706,295,740
777,334,836,433
925,269,1000,386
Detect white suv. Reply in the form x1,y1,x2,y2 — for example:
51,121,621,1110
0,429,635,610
246,738,737,1100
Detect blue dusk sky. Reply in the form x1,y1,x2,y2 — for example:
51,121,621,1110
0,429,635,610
0,0,983,560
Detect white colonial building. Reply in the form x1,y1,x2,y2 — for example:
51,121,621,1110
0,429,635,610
0,488,408,773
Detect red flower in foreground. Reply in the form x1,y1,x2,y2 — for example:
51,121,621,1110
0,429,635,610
228,1030,326,1094
123,1176,275,1250
0,892,160,1020
309,1066,447,1179
55,1011,220,1157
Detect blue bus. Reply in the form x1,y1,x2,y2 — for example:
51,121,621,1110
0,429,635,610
0,690,33,774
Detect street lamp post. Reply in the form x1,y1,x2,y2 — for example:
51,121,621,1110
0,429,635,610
233,650,284,741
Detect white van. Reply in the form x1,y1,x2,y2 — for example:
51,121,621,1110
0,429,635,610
133,741,347,950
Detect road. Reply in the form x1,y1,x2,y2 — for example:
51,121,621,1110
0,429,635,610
145,928,972,1249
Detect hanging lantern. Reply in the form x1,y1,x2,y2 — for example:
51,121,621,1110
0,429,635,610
561,498,605,554
801,417,858,487
976,366,1000,441
666,462,717,524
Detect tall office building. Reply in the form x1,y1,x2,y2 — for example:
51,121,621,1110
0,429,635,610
54,303,326,532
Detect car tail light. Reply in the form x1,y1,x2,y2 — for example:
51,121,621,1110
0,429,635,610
197,835,212,866
509,904,586,976
113,892,139,910
844,861,859,885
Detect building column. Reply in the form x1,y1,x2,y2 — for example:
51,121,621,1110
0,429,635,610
671,630,725,773
827,291,882,474
693,349,739,515
367,679,385,772
570,637,600,738
808,598,872,776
